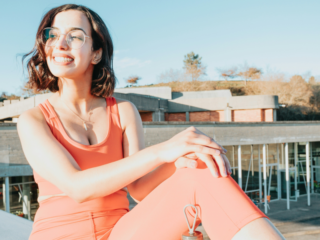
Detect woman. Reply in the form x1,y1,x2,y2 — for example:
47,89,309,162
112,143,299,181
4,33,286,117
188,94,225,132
18,4,284,240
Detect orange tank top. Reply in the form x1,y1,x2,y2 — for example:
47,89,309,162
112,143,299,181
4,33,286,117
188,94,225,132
35,97,128,208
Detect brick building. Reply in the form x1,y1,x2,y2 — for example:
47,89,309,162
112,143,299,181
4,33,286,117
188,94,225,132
114,86,278,123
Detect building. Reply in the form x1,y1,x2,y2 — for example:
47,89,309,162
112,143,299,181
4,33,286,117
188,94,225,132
0,87,278,123
0,87,318,222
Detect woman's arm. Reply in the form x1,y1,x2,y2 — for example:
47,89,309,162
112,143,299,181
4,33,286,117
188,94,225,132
118,99,230,202
115,98,177,202
18,103,223,204
18,106,163,203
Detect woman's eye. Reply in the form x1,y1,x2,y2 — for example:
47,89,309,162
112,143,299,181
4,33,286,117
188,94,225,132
70,36,83,41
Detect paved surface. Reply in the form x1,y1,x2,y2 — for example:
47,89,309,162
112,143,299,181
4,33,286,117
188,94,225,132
266,195,320,239
128,194,320,239
0,210,33,240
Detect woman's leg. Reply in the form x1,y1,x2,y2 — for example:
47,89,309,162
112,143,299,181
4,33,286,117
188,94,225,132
232,218,284,240
109,168,281,240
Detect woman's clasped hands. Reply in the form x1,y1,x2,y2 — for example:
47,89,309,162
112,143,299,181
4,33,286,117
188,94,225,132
157,126,232,178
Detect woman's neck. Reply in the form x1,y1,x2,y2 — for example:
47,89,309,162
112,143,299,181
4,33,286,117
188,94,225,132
57,77,95,111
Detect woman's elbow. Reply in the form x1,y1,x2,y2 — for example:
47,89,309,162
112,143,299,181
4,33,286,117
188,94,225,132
68,189,88,203
61,180,87,203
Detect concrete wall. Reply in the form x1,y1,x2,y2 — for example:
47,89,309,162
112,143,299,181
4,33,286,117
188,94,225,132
142,121,320,147
113,92,166,111
0,93,53,120
0,124,32,177
0,124,27,165
168,95,278,113
114,87,172,100
168,97,228,112
2,121,320,177
0,92,168,121
229,95,279,110
172,89,232,99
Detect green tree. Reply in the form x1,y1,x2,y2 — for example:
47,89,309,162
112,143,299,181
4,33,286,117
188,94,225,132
183,52,206,81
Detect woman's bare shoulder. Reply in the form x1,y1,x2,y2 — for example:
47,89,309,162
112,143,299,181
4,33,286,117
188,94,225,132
19,105,45,124
113,97,141,132
17,105,49,136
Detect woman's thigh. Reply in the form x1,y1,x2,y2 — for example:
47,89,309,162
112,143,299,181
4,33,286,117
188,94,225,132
108,168,266,240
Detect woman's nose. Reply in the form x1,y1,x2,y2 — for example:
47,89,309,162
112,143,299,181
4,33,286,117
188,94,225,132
54,33,69,50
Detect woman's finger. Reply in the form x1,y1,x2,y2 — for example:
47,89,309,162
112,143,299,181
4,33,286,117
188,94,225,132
187,144,221,158
222,154,232,174
184,153,198,159
175,157,198,169
186,133,226,154
213,154,228,177
193,128,228,153
193,153,219,177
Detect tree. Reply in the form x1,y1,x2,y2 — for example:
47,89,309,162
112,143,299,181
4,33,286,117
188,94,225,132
0,92,8,102
217,67,238,81
309,76,316,85
0,91,21,101
237,63,262,85
157,69,184,83
286,75,311,106
126,76,141,87
183,52,206,81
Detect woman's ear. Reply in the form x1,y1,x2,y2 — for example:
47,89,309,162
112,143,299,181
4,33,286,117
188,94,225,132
92,48,102,64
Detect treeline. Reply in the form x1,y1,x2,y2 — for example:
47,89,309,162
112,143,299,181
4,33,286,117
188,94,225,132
245,74,320,121
155,52,320,121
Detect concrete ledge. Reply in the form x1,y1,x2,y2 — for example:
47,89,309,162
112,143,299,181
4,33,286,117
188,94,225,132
168,97,228,112
0,210,33,240
142,121,320,146
172,89,232,99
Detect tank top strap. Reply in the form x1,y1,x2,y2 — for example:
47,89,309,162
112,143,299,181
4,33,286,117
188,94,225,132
38,99,57,132
107,96,122,130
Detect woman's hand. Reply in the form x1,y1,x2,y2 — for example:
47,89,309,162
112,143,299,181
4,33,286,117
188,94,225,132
155,126,231,177
175,152,231,177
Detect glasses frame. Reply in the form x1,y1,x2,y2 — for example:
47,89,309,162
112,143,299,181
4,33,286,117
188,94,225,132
42,27,91,50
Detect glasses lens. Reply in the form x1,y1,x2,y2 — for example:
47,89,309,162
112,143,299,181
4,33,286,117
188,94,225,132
67,30,85,49
43,28,59,46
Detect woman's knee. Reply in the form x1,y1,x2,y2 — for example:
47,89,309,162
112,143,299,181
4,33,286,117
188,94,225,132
173,168,210,188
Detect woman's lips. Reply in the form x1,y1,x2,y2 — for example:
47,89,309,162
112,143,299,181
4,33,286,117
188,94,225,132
53,56,74,65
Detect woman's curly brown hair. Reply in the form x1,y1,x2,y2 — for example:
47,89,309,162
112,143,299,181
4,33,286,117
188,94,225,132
22,4,117,97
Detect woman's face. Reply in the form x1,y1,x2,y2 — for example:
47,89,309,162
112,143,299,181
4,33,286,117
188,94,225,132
45,10,99,80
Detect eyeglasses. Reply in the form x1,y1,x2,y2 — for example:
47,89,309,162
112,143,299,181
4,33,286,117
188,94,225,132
42,27,91,49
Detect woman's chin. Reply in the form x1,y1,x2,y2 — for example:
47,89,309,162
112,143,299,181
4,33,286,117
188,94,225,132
49,68,77,79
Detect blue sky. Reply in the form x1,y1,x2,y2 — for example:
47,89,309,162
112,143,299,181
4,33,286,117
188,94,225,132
0,0,319,94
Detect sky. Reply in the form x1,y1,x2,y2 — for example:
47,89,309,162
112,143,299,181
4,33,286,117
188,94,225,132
0,0,319,95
